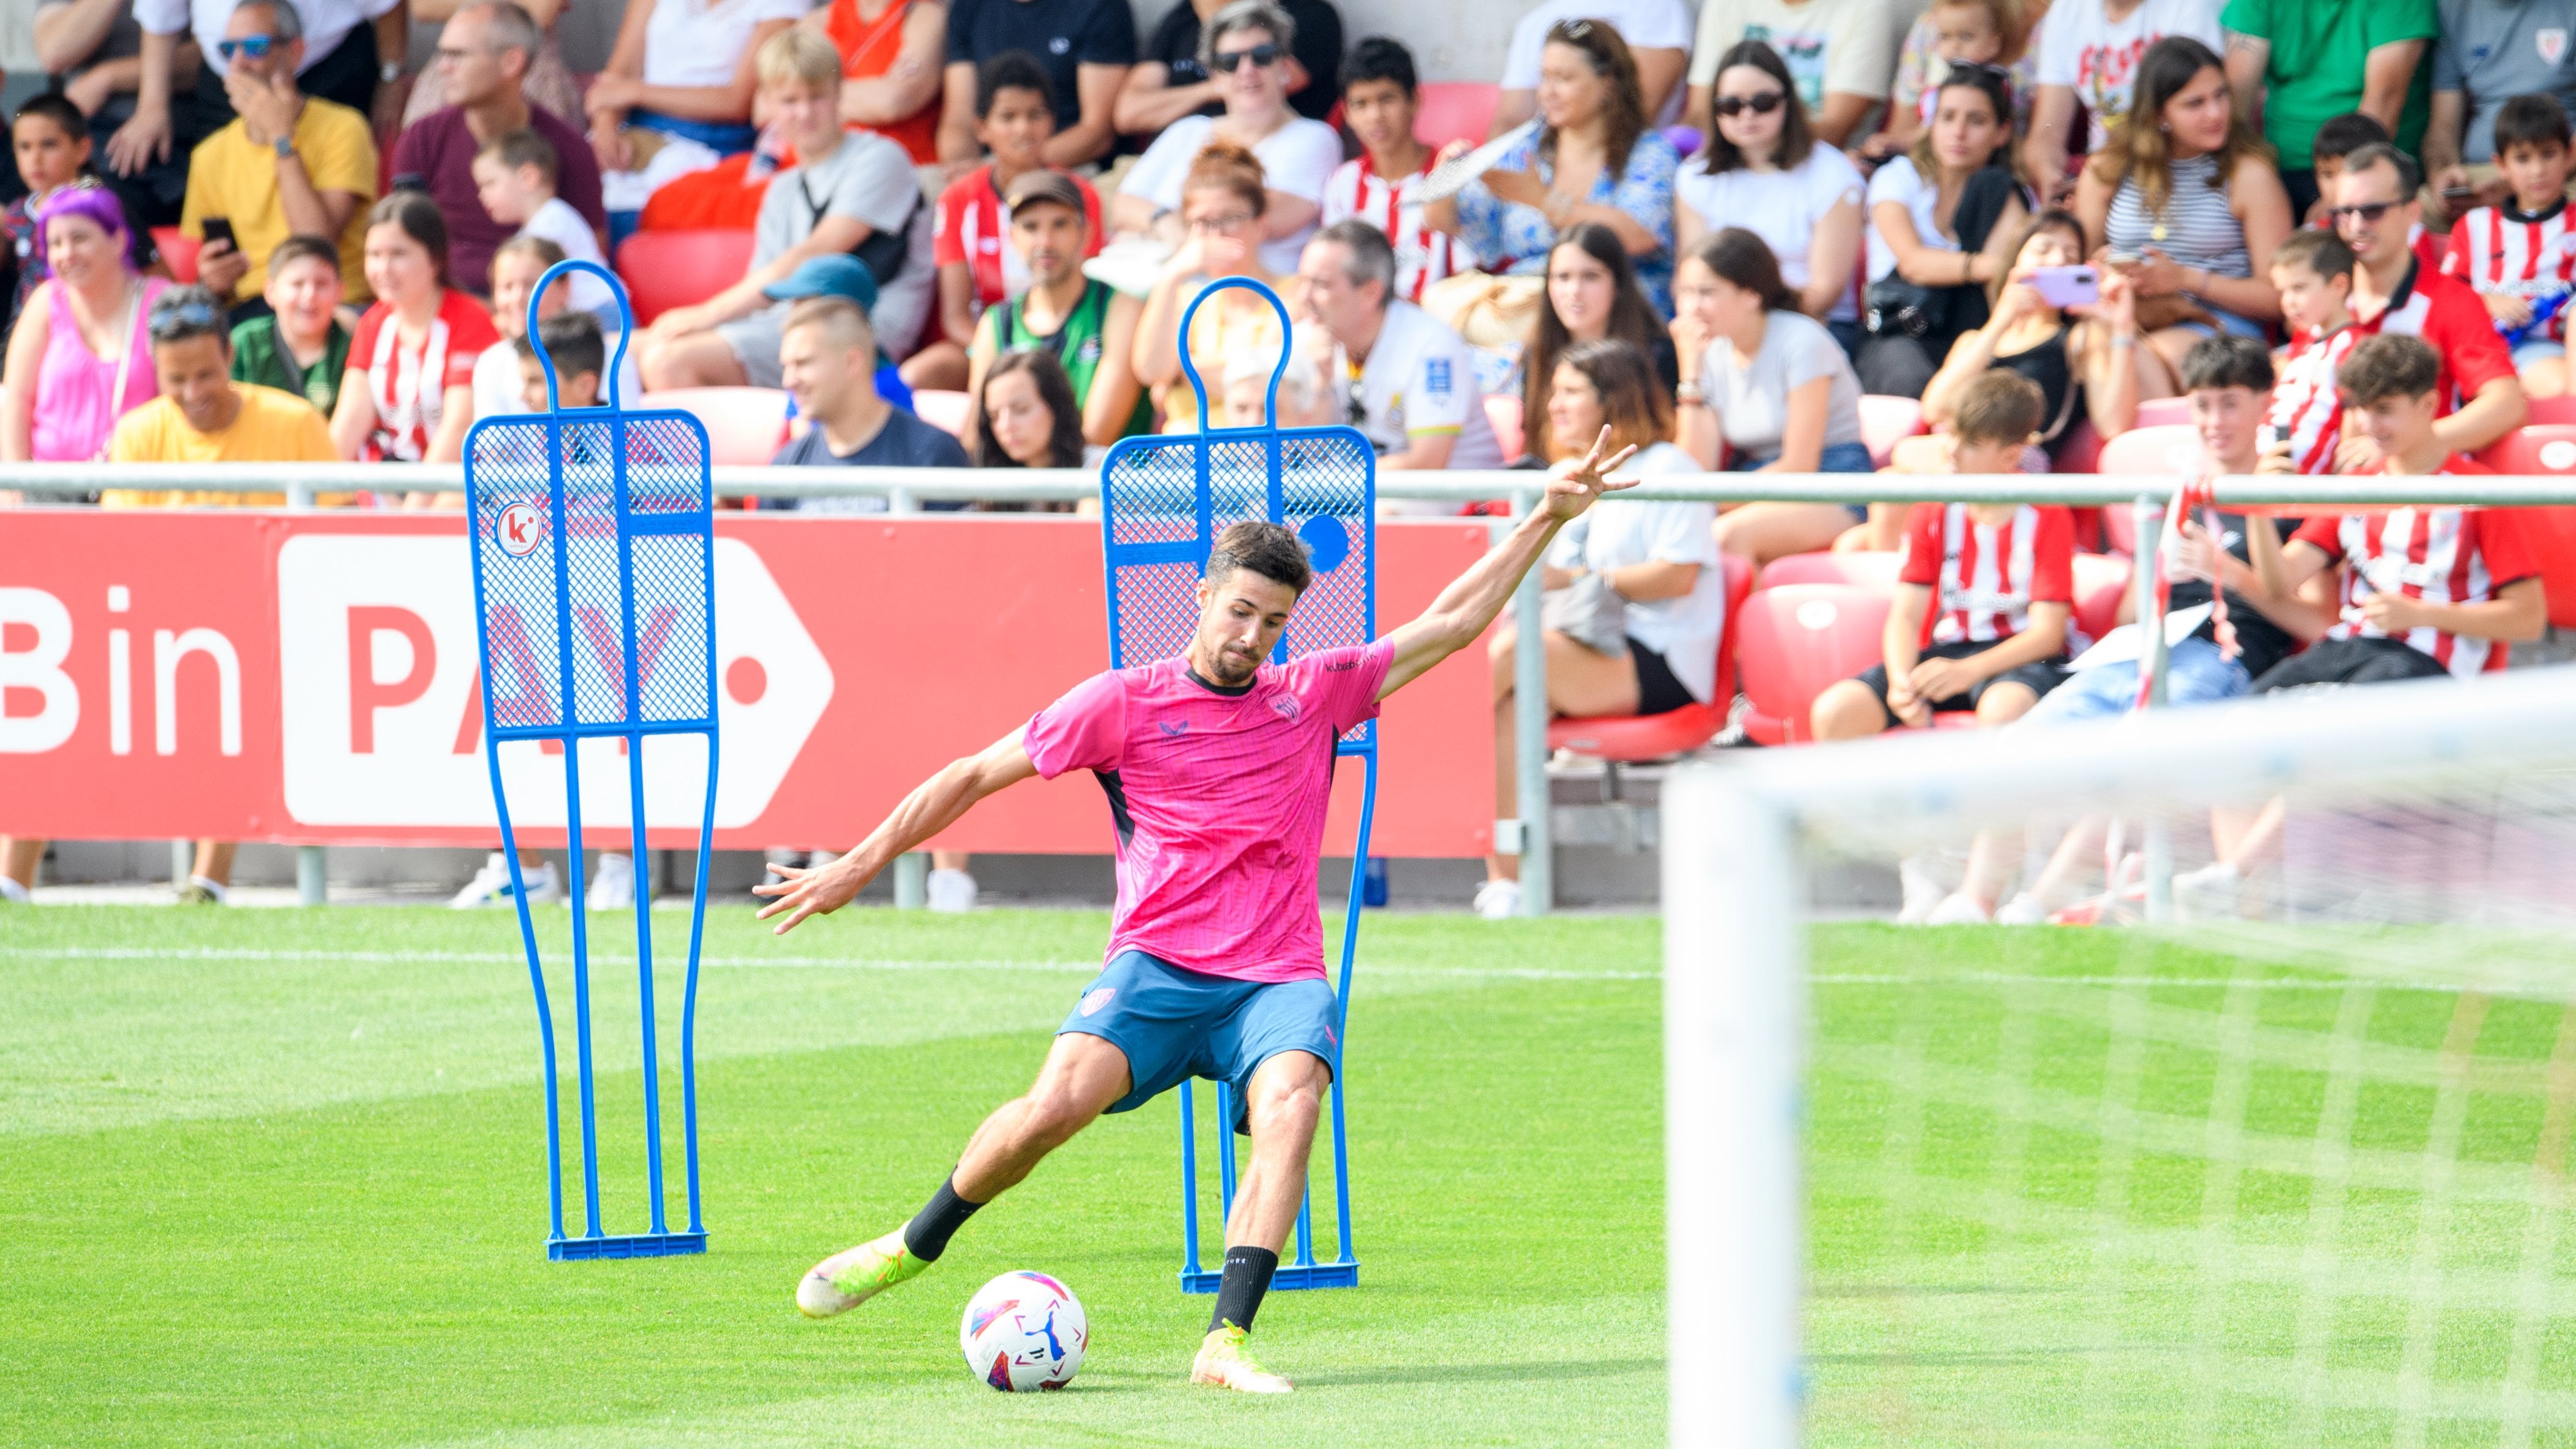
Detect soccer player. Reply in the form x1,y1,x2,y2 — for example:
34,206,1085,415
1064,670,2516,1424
757,431,1641,1393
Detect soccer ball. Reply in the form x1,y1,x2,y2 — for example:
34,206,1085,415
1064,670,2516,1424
959,1270,1087,1391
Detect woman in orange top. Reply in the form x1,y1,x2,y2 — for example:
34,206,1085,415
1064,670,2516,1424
806,0,946,165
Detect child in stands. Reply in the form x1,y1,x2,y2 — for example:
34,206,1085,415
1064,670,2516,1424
472,128,619,325
1320,37,1468,303
2265,228,2359,474
1809,372,2075,745
6,96,95,330
2442,94,2576,399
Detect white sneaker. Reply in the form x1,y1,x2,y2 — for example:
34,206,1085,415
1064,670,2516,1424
925,867,977,913
1897,854,1948,924
1994,892,2048,926
2172,860,2243,919
586,851,635,912
1474,877,1522,921
0,877,27,904
1926,892,1993,925
451,852,560,908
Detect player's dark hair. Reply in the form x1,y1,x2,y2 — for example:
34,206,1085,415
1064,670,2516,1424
2309,111,2389,167
1206,519,1313,596
517,310,607,388
477,126,560,187
2269,227,2354,284
2342,141,2423,198
1952,370,2045,446
972,349,1085,468
2179,333,2274,393
13,92,87,143
2495,94,2574,156
1341,36,1417,97
269,231,343,276
2338,333,2441,407
976,50,1057,119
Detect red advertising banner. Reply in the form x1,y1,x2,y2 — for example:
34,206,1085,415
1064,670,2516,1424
0,511,1499,856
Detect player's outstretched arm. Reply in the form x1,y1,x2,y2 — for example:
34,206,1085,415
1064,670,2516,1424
1375,427,1640,699
753,728,1039,933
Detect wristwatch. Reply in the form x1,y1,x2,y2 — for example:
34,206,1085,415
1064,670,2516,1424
272,135,297,160
380,60,406,84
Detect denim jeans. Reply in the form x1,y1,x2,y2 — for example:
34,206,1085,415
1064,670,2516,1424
2022,635,2251,724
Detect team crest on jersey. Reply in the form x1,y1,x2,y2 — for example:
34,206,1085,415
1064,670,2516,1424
1079,337,1104,364
1272,696,1301,721
2541,28,2568,65
1426,358,1452,396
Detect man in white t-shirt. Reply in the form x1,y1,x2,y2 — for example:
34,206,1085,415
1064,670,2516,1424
2022,0,2224,200
1686,0,1900,146
1491,0,1696,134
1297,221,1504,479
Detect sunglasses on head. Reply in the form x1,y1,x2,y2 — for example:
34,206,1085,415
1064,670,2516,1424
1713,90,1787,118
2332,200,2402,225
1209,42,1281,73
218,34,279,60
148,301,226,340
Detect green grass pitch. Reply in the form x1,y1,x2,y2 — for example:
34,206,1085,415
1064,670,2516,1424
7,905,2572,1446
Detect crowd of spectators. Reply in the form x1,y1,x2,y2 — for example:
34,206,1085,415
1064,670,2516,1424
4,0,2575,916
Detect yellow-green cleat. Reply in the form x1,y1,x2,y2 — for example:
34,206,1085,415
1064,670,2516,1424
1190,1323,1294,1393
795,1230,930,1319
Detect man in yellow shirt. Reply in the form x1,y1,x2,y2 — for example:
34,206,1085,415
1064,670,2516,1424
106,284,338,505
180,0,379,309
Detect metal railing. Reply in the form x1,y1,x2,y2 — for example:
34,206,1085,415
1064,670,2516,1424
18,462,2576,914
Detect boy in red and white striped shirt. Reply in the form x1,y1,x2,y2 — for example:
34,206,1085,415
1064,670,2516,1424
1813,374,2075,741
2265,229,2361,475
1319,39,1470,305
2441,94,2576,400
2251,333,2545,688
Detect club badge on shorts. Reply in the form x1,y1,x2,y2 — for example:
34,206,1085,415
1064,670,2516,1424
1080,987,1117,1016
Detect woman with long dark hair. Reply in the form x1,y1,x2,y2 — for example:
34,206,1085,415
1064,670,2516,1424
972,348,1089,472
1914,208,2148,457
1520,222,1677,464
2074,35,2289,391
1858,62,2029,397
1426,18,1680,312
1675,40,1867,352
1674,227,1870,564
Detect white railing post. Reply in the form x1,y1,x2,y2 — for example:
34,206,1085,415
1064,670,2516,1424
1510,488,1551,916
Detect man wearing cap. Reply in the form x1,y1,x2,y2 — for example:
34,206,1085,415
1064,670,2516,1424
1296,218,1504,483
774,291,970,509
965,168,1150,445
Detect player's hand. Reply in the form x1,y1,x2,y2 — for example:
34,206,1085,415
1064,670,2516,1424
753,853,873,933
1906,656,1974,705
1540,426,1641,521
2358,590,2424,633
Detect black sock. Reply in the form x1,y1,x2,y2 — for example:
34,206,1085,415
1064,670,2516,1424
1208,1246,1279,1334
900,1175,982,1262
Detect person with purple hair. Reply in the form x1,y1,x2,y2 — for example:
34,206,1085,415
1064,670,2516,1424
1,183,167,464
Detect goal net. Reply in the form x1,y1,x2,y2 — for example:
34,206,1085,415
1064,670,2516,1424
1663,665,2576,1448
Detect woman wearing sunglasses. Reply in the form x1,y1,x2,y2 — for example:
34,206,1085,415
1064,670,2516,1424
1676,40,1867,356
2074,36,2289,392
1427,17,1680,314
0,186,164,467
1111,0,1343,275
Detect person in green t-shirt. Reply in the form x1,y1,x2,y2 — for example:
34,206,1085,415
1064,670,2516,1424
2219,0,2438,224
967,169,1152,443
227,233,353,420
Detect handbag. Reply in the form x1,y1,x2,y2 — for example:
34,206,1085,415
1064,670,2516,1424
1865,275,1952,340
1541,570,1630,657
2132,292,2218,333
1423,270,1546,350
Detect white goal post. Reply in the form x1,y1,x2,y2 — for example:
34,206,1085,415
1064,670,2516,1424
1661,663,2576,1448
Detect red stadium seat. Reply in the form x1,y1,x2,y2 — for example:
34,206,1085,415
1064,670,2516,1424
1414,83,1500,150
2050,415,2104,474
1757,549,1899,591
2472,425,2576,629
2097,422,2206,479
2134,396,2190,428
1485,393,1524,463
2072,551,2132,647
1858,394,1925,469
614,229,755,325
913,389,972,438
1734,583,1892,745
1548,556,1755,761
2526,396,2576,426
153,227,199,284
640,386,789,465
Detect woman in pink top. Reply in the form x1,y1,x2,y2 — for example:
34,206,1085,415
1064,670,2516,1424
0,186,164,466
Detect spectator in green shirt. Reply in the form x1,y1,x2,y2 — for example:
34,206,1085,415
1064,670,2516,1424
226,233,353,419
2220,0,2438,222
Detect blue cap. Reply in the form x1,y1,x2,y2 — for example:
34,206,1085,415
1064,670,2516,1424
762,253,878,314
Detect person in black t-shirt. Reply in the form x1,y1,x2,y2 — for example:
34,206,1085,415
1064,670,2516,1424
774,294,970,502
935,0,1135,170
1113,0,1342,143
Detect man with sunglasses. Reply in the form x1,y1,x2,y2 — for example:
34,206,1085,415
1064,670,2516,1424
105,282,336,494
178,0,379,315
125,0,409,175
2330,140,2526,470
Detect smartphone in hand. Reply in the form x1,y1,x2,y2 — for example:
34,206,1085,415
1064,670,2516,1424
2028,264,2100,308
199,216,235,250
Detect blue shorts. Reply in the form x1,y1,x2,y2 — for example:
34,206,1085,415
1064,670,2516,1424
1059,950,1341,1132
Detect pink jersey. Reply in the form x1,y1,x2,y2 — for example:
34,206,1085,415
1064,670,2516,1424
1023,640,1394,982
2265,324,2356,475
